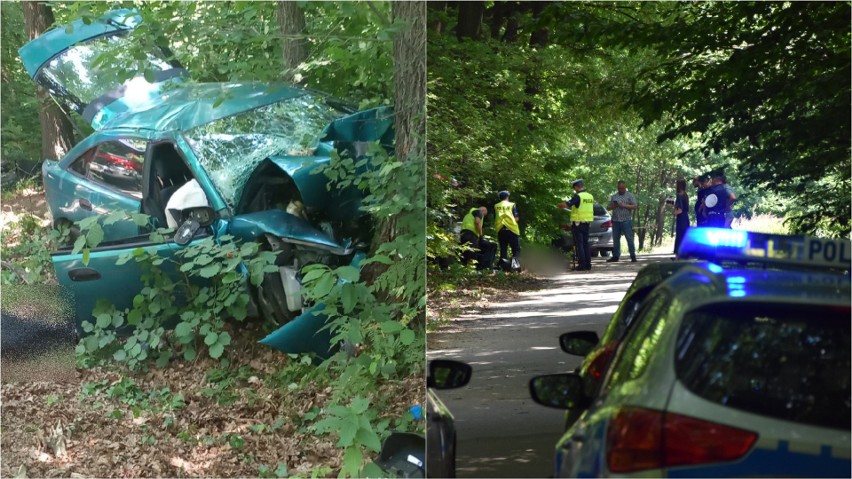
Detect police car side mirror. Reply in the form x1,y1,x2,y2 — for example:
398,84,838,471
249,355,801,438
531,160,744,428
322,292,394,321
174,206,215,246
529,373,584,409
560,331,599,357
428,359,472,389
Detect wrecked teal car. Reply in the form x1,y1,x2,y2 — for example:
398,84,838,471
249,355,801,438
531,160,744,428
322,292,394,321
20,10,393,355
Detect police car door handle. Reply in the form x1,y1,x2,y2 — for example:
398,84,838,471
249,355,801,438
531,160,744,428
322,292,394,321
78,198,93,211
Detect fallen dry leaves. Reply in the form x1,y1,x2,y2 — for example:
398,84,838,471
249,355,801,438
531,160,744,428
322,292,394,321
1,324,424,478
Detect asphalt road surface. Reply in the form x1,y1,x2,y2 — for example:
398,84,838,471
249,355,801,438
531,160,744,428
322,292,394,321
427,253,671,478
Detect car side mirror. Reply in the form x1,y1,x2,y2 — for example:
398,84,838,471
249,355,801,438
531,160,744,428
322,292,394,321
529,373,584,409
174,206,215,246
428,359,472,389
560,331,599,357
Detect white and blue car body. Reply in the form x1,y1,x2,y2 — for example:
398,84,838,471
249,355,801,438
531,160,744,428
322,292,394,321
533,228,851,478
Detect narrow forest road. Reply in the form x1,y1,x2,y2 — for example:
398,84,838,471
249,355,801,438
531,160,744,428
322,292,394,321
427,253,671,478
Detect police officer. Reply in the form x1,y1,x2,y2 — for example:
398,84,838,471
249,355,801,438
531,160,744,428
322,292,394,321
459,206,495,269
703,171,729,228
494,191,521,266
565,179,594,271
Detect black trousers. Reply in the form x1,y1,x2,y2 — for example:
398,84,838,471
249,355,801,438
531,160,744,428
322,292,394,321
460,230,497,269
674,222,689,255
497,228,521,261
572,223,591,270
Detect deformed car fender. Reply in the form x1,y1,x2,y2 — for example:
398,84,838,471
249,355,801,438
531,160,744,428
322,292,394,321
259,252,366,357
228,209,350,254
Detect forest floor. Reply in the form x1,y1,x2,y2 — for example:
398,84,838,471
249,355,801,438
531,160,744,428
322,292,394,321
0,182,422,478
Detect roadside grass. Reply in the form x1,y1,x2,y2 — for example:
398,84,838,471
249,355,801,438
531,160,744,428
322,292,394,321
426,250,552,332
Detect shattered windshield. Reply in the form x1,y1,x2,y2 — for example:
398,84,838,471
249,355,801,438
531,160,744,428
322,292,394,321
34,32,175,115
184,97,345,207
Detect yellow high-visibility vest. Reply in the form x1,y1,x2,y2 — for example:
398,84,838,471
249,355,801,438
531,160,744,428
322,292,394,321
461,208,479,235
571,191,594,222
494,201,520,234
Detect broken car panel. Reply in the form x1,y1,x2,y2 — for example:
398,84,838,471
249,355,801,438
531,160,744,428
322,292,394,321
24,10,394,356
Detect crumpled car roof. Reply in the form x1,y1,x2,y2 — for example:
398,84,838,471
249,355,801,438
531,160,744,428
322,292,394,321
100,81,330,133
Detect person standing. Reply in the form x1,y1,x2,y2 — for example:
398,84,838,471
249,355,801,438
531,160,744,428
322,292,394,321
673,178,690,256
721,175,737,228
494,191,521,266
565,179,594,271
703,171,729,228
693,175,710,226
606,180,638,263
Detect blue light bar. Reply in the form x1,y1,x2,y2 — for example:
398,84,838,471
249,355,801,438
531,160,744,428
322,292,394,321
679,228,852,270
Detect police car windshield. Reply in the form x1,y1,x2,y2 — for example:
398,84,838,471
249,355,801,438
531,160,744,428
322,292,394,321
675,302,850,430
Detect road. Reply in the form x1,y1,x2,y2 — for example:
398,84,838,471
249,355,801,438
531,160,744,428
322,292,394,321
427,253,671,478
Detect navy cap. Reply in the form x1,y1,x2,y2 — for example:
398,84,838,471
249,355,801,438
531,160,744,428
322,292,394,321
498,190,510,199
572,179,584,187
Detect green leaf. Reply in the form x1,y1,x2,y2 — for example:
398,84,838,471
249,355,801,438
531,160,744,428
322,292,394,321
361,462,385,478
199,263,221,278
341,283,357,313
355,427,382,452
300,268,327,285
148,301,161,315
175,321,192,337
313,274,335,298
82,247,90,266
342,446,363,478
351,397,370,414
336,265,360,282
366,254,394,265
204,332,218,346
219,332,232,346
156,352,171,368
179,262,195,272
113,349,127,361
86,223,104,248
194,254,213,266
131,213,150,227
400,328,415,346
274,463,288,478
380,321,403,333
96,313,112,329
183,347,197,361
208,342,225,359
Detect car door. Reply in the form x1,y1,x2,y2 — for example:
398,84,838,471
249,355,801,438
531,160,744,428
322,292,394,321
52,231,212,331
47,137,149,241
18,9,185,129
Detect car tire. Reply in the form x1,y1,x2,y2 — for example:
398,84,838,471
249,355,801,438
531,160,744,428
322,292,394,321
256,270,297,326
598,250,611,257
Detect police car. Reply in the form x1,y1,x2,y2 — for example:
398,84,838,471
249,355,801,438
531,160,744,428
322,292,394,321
530,228,851,477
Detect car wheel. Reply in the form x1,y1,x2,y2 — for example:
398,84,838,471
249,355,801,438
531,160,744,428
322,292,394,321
256,271,297,326
598,250,610,257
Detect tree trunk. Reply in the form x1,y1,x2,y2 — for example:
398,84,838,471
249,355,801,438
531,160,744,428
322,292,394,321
276,1,308,83
427,1,447,33
456,1,484,40
22,1,75,161
392,1,426,167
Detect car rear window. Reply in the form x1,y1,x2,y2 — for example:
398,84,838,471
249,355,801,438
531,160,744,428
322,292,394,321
593,204,607,216
675,302,851,429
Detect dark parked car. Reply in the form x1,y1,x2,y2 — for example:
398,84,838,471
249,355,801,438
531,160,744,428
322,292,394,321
426,359,472,478
552,203,613,257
